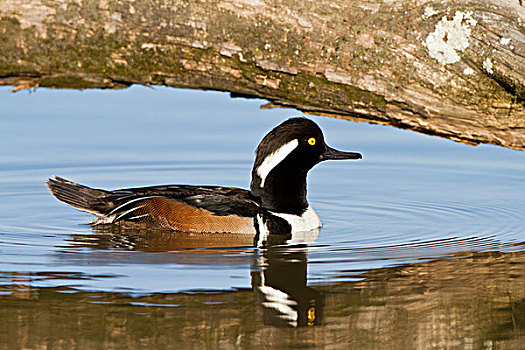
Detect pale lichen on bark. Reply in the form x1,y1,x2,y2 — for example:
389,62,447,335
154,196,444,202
424,10,477,65
0,0,524,149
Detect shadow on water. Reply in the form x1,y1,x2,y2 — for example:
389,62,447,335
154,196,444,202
1,226,524,349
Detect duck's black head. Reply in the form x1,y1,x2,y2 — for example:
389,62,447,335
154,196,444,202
250,118,361,214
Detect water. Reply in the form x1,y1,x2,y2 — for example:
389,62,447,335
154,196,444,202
0,85,524,349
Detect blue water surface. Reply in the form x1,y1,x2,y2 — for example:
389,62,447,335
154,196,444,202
0,85,523,293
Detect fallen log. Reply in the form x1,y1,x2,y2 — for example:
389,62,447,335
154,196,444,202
1,0,524,149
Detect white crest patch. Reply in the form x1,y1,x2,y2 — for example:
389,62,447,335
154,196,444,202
257,139,299,188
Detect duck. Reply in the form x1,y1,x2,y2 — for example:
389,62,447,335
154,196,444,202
47,117,362,245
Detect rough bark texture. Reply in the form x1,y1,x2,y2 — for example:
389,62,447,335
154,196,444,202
0,0,524,149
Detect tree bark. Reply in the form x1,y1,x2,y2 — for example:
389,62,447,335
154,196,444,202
1,0,524,149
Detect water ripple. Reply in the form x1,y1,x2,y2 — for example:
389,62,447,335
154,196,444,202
319,197,524,245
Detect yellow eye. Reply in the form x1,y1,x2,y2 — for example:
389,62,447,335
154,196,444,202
308,137,316,146
307,306,316,326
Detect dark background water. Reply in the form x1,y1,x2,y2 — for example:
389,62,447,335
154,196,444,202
0,85,523,349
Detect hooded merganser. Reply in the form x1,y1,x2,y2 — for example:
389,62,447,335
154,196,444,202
47,118,361,244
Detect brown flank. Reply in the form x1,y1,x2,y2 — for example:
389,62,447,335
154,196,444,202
138,197,256,234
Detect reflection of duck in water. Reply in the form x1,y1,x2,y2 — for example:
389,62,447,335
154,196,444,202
47,118,361,245
65,204,324,328
252,232,324,327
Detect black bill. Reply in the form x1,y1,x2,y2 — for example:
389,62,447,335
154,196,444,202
320,145,362,161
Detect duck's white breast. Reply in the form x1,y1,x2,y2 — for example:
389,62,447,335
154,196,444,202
270,206,322,233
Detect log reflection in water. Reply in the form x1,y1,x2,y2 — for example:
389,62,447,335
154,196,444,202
1,227,523,349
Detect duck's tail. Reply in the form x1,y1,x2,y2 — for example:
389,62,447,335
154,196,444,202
46,176,110,216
